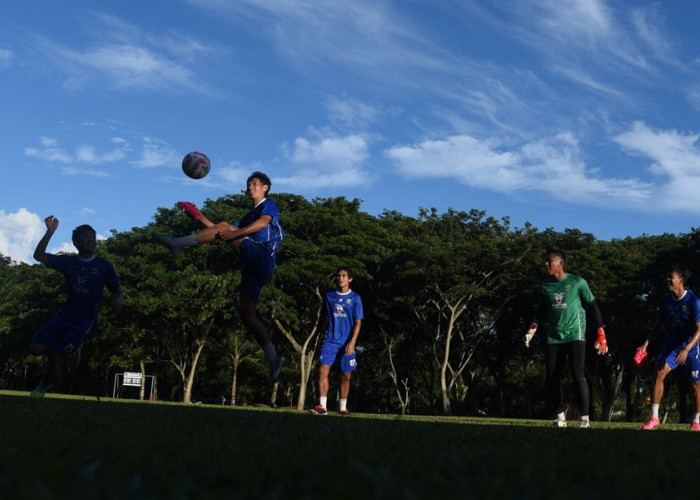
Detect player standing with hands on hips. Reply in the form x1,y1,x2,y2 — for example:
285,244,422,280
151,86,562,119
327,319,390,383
637,264,700,431
524,249,608,428
155,171,286,384
311,267,363,415
29,215,123,398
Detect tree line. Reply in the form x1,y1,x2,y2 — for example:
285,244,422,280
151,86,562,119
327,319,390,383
1,193,697,421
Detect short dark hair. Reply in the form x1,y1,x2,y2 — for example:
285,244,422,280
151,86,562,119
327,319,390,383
335,266,354,279
72,224,96,241
247,171,271,193
545,249,565,261
668,263,690,283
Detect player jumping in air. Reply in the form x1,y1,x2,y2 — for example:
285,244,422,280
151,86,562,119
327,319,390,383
155,171,286,384
524,249,608,428
29,216,123,398
637,264,700,431
310,267,363,415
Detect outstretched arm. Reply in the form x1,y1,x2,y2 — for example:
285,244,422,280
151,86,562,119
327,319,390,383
33,215,59,264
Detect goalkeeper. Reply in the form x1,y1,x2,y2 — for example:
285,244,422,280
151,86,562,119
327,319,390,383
524,249,607,429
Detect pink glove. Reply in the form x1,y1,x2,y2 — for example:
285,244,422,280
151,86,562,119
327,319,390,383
594,327,608,355
634,348,648,367
177,201,201,220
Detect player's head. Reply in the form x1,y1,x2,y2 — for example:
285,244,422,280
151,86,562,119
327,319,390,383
72,224,97,255
335,267,354,289
666,263,690,287
544,249,565,273
247,171,271,195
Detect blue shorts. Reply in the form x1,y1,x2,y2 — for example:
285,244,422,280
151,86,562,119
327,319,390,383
658,343,700,383
319,342,357,373
239,239,275,304
31,312,95,357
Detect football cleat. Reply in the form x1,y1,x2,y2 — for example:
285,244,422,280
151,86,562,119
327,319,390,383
690,422,700,431
310,405,327,415
177,201,202,220
579,419,590,429
640,416,660,430
552,419,567,428
338,409,350,415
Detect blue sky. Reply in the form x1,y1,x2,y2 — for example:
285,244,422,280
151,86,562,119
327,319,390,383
2,1,700,263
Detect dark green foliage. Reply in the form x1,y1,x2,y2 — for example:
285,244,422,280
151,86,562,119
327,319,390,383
0,196,697,420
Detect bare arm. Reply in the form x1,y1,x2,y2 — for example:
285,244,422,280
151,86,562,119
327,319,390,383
639,315,663,352
216,215,272,241
345,319,362,356
33,215,59,264
676,322,700,365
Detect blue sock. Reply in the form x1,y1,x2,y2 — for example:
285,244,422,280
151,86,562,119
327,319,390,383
174,234,198,247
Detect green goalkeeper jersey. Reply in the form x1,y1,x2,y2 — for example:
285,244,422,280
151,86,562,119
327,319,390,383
537,273,594,344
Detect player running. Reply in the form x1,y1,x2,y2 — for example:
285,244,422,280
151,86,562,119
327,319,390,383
155,171,286,384
29,216,122,397
310,267,363,415
638,264,700,431
524,249,608,428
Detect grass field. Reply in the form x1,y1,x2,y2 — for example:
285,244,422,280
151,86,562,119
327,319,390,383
0,391,698,499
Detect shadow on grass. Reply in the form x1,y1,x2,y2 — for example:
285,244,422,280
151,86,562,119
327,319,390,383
0,393,696,498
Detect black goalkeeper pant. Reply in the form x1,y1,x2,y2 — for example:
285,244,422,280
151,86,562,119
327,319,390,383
546,341,589,418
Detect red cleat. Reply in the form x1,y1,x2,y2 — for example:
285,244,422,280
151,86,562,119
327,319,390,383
640,416,660,430
310,405,327,415
338,409,350,415
690,422,700,431
177,201,202,220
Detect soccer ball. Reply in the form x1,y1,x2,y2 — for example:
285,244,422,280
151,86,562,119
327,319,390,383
181,151,211,179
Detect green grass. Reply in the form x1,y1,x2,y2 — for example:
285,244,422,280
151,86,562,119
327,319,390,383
0,391,698,499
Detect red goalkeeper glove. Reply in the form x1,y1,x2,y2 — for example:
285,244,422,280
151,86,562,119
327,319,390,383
633,348,648,367
177,201,202,220
594,327,608,355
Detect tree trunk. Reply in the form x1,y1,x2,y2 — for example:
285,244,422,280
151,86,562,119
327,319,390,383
182,341,207,404
230,357,239,406
139,360,146,401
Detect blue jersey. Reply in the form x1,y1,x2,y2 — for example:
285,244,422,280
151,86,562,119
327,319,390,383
46,253,120,321
238,198,284,258
324,289,363,345
658,290,700,349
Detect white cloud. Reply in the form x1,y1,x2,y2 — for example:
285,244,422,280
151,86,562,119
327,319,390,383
386,132,651,205
24,146,72,163
325,96,379,129
275,132,372,189
613,121,700,211
61,166,112,178
76,144,127,164
291,134,369,169
29,13,220,94
131,138,181,168
0,209,45,264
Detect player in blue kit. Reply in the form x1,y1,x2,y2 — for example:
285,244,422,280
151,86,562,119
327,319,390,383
29,215,122,398
311,267,363,415
637,264,700,431
156,172,286,384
